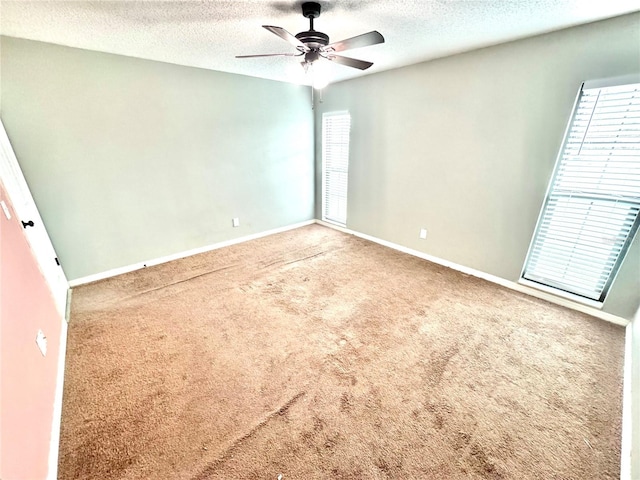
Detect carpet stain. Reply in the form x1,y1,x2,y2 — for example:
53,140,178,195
454,430,472,450
467,442,504,479
340,392,354,412
422,343,460,388
426,401,453,432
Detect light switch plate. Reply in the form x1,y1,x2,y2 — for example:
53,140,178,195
232,217,240,227
36,329,47,356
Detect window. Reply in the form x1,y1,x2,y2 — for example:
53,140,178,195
322,112,351,226
522,79,640,304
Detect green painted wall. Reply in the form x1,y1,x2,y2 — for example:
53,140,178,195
314,13,640,320
0,37,314,280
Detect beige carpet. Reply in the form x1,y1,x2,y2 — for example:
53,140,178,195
59,224,625,479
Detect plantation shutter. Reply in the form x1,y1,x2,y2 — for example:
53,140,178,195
522,81,640,302
322,112,351,226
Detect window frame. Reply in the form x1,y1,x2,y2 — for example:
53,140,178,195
520,74,640,307
321,111,351,227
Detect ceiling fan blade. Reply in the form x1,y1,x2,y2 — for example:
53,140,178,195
325,54,373,70
236,53,301,58
323,31,384,53
263,25,309,51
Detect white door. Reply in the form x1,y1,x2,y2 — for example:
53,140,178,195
0,119,68,316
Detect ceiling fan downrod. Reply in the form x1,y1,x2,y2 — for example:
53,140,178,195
296,2,329,51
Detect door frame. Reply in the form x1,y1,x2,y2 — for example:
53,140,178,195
0,118,68,316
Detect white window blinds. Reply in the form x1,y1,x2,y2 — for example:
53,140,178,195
522,81,640,302
322,112,351,226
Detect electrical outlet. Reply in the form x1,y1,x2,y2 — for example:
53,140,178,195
232,217,240,227
36,329,47,356
419,228,427,239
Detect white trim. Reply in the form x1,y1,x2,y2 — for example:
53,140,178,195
68,220,316,287
315,220,630,327
621,321,633,480
517,278,603,309
315,219,351,234
322,218,347,229
0,119,69,315
47,306,69,480
69,217,633,325
321,111,350,226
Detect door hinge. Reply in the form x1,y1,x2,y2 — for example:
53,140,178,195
55,257,60,266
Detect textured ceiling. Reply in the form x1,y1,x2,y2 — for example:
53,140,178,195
1,0,638,86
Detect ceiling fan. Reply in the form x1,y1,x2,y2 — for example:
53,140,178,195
236,2,384,72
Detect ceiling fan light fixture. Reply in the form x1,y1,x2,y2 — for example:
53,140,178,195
308,61,329,90
305,50,320,63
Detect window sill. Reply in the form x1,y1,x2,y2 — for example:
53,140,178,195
518,278,604,310
322,218,346,228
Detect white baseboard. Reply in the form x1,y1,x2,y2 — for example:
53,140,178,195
621,321,633,480
68,217,630,327
47,313,68,480
315,220,629,327
68,220,316,287
621,307,640,480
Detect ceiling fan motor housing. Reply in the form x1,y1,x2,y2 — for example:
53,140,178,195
295,30,329,49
